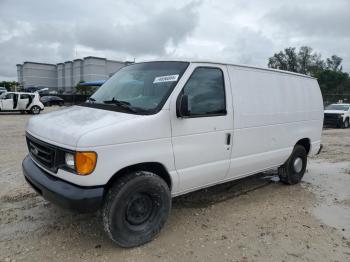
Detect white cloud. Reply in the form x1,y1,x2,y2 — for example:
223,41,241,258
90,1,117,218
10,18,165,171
0,0,349,80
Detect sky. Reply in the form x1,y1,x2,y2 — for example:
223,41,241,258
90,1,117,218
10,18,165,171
0,0,349,80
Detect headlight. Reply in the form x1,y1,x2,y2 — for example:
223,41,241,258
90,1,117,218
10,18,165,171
65,153,75,168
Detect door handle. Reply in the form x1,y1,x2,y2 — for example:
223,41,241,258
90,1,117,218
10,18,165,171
226,133,231,145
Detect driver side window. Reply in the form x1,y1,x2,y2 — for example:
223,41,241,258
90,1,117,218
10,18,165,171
182,67,226,117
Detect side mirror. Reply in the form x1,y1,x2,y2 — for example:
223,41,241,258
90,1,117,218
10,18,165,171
176,94,189,117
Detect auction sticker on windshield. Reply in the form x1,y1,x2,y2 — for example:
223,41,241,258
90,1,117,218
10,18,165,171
153,74,179,84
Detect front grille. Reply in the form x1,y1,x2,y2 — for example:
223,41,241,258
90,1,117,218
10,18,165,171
324,113,342,126
324,113,342,120
26,135,56,171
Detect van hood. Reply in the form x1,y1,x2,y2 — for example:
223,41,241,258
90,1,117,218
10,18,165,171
26,106,140,148
324,110,346,114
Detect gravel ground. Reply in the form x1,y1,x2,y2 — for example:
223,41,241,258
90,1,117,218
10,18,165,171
0,107,349,262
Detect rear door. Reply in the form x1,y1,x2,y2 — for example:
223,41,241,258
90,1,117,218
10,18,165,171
18,94,31,110
170,64,234,193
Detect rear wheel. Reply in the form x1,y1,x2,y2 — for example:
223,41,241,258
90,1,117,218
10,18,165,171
30,106,41,115
102,171,171,247
278,145,307,185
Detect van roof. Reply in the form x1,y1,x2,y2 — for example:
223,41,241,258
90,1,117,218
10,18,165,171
140,58,316,80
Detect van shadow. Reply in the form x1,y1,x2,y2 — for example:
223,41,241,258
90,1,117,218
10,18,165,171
172,171,280,209
40,171,281,248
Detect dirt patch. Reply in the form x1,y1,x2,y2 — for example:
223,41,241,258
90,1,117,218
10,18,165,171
312,128,350,162
1,190,38,203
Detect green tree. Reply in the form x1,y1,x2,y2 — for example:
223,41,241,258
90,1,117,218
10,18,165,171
316,70,349,94
75,80,97,95
268,46,326,75
268,46,350,95
297,46,316,74
268,47,300,72
307,53,325,76
0,81,19,91
326,55,343,72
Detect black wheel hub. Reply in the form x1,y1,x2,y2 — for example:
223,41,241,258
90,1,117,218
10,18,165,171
126,193,153,225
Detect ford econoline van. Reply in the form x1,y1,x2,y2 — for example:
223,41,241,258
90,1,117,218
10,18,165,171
22,60,323,247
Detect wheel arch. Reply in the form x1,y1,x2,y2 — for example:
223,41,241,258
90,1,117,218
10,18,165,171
104,162,173,196
295,138,311,155
30,104,40,109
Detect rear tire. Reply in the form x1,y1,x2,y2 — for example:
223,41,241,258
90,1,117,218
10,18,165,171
278,145,307,185
30,106,41,115
102,171,171,248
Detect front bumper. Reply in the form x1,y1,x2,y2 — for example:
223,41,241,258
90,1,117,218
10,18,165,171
22,155,104,212
323,114,343,127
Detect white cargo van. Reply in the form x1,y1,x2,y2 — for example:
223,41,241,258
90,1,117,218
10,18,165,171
22,60,323,247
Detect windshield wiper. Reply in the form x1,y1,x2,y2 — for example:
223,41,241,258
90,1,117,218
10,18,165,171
103,98,138,113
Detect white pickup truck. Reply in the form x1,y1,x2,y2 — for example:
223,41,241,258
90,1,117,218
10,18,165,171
324,103,350,128
0,92,44,114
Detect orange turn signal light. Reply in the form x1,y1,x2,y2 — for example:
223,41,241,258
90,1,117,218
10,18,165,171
75,152,97,175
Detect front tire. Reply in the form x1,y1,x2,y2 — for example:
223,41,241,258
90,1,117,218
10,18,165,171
102,171,171,248
278,145,307,185
342,118,349,128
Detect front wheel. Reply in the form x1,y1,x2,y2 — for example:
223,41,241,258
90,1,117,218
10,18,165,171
278,145,307,185
342,118,349,128
30,106,41,115
102,171,171,247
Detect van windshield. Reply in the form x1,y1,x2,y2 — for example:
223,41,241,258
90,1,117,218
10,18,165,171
87,61,189,114
325,104,349,111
